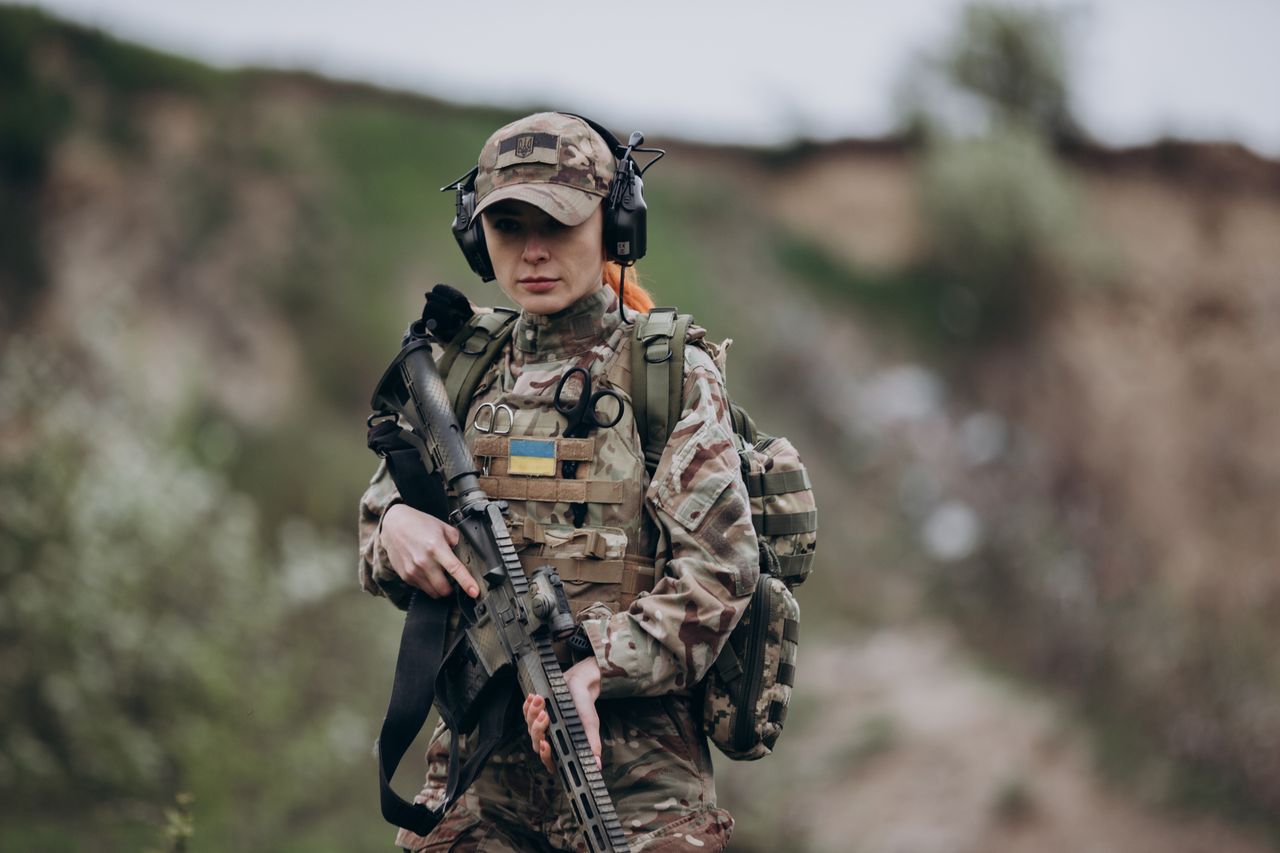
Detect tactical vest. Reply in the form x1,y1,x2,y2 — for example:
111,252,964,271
439,304,817,761
452,310,659,626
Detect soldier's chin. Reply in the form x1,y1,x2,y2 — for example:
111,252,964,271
514,291,571,315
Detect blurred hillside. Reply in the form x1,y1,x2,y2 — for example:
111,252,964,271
2,5,1278,852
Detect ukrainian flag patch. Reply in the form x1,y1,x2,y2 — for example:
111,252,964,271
508,438,557,477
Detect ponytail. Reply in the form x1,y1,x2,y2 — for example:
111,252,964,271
604,262,655,314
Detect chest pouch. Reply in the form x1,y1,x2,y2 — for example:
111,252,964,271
513,522,656,620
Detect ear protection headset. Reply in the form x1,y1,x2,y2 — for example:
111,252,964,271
441,113,665,283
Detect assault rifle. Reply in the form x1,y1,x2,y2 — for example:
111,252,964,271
368,329,631,853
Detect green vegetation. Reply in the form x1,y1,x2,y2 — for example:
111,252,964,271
789,1,1099,352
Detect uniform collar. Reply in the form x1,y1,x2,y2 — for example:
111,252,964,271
511,286,620,362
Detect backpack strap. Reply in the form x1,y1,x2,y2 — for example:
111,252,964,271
730,403,758,446
631,307,692,475
439,308,518,422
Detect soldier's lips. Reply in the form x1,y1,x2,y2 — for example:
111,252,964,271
518,278,559,293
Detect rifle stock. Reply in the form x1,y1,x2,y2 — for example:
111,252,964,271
371,340,631,853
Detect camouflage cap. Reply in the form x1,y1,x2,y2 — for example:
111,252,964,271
473,112,616,227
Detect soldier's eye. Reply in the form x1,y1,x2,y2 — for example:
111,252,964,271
492,217,521,234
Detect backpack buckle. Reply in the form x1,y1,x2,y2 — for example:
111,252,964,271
460,328,491,355
642,335,673,364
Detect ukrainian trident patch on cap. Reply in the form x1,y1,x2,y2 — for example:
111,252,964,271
496,133,559,169
507,438,557,476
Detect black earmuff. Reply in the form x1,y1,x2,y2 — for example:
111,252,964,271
443,166,495,282
441,114,665,282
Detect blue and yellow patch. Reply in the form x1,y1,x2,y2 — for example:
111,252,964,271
508,438,557,477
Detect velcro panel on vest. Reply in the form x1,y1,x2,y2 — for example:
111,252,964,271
478,477,625,504
473,435,595,461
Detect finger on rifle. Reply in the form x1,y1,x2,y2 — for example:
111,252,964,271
434,545,478,598
443,524,460,547
410,561,453,599
539,735,553,773
531,706,554,774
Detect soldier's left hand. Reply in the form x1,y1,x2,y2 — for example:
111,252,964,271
523,657,602,774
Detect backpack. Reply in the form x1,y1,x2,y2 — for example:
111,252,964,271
437,305,817,761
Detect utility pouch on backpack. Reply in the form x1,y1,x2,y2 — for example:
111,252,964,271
700,572,800,760
699,427,814,760
741,434,817,588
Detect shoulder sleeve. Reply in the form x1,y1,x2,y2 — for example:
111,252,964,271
582,344,759,698
357,459,414,609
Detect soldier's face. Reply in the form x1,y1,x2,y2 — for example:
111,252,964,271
482,200,606,315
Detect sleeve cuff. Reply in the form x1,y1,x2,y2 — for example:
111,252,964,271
581,612,647,700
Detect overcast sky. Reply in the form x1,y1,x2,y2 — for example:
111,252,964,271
27,0,1280,155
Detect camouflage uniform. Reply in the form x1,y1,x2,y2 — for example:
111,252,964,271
358,286,758,851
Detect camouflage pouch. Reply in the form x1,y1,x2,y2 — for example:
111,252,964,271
700,572,801,760
741,435,816,587
700,432,813,760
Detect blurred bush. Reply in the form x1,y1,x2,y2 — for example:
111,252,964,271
917,124,1101,339
898,3,1081,143
0,331,390,851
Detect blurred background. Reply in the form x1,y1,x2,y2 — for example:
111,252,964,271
2,2,1278,851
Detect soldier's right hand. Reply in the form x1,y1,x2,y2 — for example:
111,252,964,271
381,504,480,599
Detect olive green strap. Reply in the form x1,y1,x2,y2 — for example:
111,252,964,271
752,511,818,537
632,308,692,475
730,403,758,446
774,552,815,583
440,309,517,422
744,468,811,497
713,644,744,686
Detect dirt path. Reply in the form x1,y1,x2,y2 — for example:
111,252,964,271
717,625,1275,853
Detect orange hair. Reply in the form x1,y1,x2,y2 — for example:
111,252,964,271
604,261,655,313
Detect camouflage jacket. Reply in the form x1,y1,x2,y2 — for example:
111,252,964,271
358,286,759,698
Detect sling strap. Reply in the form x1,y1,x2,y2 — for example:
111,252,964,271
440,309,518,422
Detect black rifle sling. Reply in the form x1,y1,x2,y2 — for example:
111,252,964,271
368,420,448,514
376,588,449,835
376,589,514,837
368,400,513,836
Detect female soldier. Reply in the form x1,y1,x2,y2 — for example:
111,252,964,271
358,112,758,852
